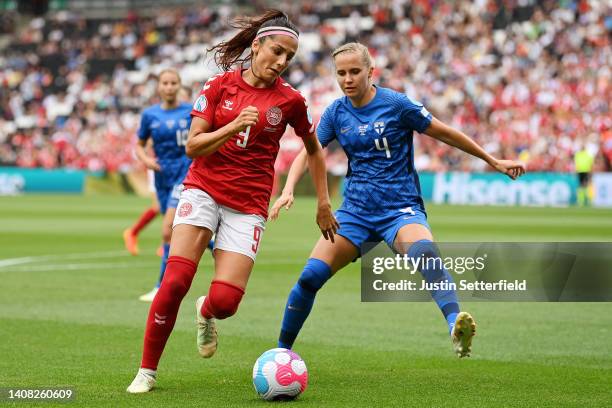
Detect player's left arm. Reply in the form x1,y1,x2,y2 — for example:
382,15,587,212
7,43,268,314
424,117,526,180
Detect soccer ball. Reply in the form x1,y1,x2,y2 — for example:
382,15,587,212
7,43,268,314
252,348,308,401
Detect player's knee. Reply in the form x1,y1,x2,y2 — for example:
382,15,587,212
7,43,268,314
406,239,438,259
161,271,190,299
407,240,449,281
207,280,244,319
160,262,193,299
297,258,332,294
208,296,240,319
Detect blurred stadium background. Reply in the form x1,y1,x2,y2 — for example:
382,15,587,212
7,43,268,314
1,0,611,205
1,1,611,407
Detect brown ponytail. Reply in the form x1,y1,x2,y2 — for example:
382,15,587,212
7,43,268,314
208,9,299,71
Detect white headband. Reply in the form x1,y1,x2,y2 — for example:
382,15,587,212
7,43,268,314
255,26,299,41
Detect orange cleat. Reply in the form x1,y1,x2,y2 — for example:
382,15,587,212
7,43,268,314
123,228,139,256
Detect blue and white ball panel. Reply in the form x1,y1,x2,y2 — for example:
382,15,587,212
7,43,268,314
253,350,277,395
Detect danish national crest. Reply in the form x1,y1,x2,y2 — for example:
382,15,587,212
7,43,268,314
266,106,282,126
178,202,192,217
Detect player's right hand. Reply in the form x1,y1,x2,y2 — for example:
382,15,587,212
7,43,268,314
317,201,339,243
145,157,161,171
233,106,259,133
269,190,295,221
491,159,526,180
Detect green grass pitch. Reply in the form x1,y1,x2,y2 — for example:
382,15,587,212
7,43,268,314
0,195,611,407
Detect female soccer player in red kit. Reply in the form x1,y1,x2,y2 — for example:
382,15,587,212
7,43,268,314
127,10,338,393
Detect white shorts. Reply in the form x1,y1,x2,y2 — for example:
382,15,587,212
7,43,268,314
173,188,266,261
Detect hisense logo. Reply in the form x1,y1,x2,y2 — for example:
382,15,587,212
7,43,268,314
432,173,572,206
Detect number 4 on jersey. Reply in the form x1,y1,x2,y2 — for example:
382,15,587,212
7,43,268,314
374,137,391,158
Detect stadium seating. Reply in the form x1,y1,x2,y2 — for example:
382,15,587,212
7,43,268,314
0,2,610,172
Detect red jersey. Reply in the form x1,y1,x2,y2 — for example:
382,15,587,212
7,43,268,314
185,69,315,218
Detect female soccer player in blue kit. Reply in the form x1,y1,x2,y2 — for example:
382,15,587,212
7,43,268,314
270,43,526,357
134,69,193,301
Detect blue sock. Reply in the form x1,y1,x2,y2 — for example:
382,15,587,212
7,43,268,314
278,258,332,349
407,240,460,334
156,243,170,288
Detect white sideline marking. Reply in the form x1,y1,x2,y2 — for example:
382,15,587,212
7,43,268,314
0,258,300,273
0,250,129,268
0,262,153,273
0,245,305,270
0,247,300,273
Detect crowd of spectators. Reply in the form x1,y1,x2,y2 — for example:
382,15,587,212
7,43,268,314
0,0,610,174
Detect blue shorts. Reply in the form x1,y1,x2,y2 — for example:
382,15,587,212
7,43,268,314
335,206,430,254
156,183,182,214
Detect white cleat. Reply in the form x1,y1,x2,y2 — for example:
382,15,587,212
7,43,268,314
139,287,158,302
196,296,218,358
126,369,156,393
451,312,477,358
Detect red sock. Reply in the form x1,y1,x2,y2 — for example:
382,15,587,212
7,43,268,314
201,280,245,320
141,256,197,370
132,207,159,235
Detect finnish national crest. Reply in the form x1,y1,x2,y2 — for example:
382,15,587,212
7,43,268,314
374,121,385,135
266,106,282,126
179,119,188,128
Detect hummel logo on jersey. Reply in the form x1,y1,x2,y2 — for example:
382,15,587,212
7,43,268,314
420,106,430,117
358,124,369,136
374,121,385,135
165,120,175,129
340,126,351,134
223,99,234,110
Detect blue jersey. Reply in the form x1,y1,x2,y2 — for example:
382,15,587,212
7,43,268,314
317,86,432,215
138,103,192,190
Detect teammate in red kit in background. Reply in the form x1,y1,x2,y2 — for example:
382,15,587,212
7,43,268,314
127,9,338,393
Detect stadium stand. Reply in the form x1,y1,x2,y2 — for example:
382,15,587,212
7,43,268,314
0,1,610,173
